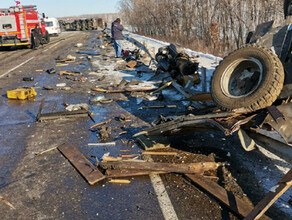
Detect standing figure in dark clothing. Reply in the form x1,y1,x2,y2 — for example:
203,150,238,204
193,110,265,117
31,24,42,49
111,18,124,58
284,0,292,18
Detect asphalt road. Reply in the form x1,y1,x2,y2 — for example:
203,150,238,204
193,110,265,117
0,31,291,220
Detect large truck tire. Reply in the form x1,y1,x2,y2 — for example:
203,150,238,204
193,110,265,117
211,45,285,112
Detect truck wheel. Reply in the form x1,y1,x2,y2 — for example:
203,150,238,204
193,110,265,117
44,30,50,44
211,45,284,112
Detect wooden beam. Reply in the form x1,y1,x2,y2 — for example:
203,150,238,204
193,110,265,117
106,169,168,178
58,143,105,185
142,151,178,156
100,161,221,174
185,174,271,220
244,168,292,220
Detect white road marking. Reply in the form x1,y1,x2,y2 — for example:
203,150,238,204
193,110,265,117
0,57,35,78
150,174,179,220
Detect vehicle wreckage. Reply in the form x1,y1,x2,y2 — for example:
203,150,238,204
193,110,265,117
136,1,292,164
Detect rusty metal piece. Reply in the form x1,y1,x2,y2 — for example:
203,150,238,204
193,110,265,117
267,106,285,122
264,103,292,144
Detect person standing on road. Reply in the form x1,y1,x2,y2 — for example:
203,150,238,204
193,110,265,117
111,18,124,58
31,24,42,49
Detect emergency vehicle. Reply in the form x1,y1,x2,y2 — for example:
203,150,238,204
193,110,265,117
0,5,49,48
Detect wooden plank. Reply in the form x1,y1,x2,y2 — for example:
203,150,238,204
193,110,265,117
185,93,213,102
90,119,111,130
100,161,221,174
106,169,168,178
109,179,131,184
58,143,105,185
185,174,271,219
244,168,292,220
142,151,178,156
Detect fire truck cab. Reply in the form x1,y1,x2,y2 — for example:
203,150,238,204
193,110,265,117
0,5,50,48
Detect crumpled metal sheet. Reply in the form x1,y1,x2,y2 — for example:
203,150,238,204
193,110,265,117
264,103,292,145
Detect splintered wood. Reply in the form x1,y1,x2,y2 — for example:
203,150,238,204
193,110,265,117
186,174,270,220
58,143,105,185
100,161,221,174
244,168,292,220
109,179,131,184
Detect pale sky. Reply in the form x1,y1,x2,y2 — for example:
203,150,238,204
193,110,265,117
2,0,120,17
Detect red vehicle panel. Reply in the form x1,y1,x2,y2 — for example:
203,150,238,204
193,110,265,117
0,5,47,47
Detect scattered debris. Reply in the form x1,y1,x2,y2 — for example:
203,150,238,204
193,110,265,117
7,87,37,100
37,99,88,122
106,169,167,178
100,161,221,174
109,179,131,184
90,119,111,130
137,135,170,150
56,83,66,87
46,68,56,74
184,174,269,219
0,196,16,210
23,77,34,82
140,105,176,110
58,143,105,185
141,151,178,156
244,168,292,220
88,142,116,147
59,71,81,77
98,126,111,141
35,146,57,156
65,103,88,112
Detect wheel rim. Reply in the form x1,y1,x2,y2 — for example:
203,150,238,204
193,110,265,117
220,58,263,98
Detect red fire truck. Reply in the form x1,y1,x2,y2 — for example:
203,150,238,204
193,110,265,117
0,5,50,48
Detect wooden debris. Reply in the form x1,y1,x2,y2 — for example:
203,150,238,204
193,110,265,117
58,143,105,185
35,69,43,72
109,179,131,184
35,146,57,156
92,87,156,93
106,169,168,178
59,71,80,77
120,150,131,153
142,151,178,156
120,154,141,158
137,135,170,150
185,93,213,102
150,81,174,95
102,156,122,162
126,60,137,68
100,161,221,174
0,196,16,210
185,174,270,220
38,109,88,121
90,119,111,130
140,105,176,110
88,142,116,147
119,131,128,136
244,168,292,220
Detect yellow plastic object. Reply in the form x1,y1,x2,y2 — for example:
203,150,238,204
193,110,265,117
7,87,37,100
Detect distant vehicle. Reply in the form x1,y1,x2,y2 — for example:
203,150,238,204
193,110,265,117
45,17,61,36
0,5,49,48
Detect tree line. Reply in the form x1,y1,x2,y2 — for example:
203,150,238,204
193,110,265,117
118,0,283,56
